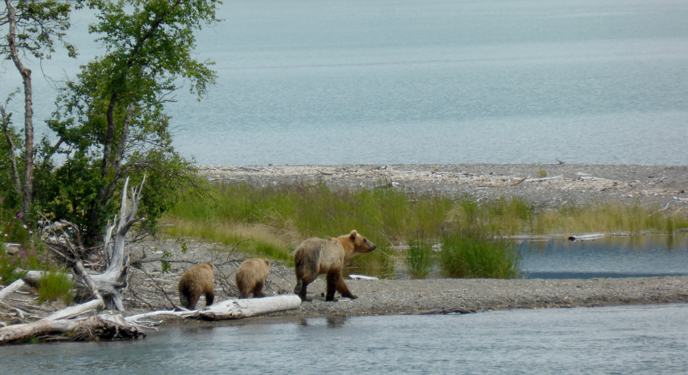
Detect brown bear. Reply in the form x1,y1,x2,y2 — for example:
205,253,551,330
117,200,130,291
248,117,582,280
235,258,271,298
178,263,215,309
293,230,376,302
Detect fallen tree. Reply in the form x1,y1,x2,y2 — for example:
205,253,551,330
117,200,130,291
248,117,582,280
0,295,302,344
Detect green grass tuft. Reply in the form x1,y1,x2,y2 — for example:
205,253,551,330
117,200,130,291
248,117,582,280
438,230,521,279
405,238,434,279
37,270,75,305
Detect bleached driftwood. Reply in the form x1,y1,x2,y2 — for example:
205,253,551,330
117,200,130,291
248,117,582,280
0,177,148,344
568,233,606,242
87,176,145,311
0,279,26,301
22,270,75,285
0,312,145,344
198,295,302,320
125,295,302,326
0,299,111,343
43,299,102,321
524,175,563,182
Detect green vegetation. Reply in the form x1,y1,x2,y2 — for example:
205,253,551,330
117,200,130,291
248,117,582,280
2,0,220,245
406,238,434,279
537,167,547,178
438,230,520,279
37,270,75,305
0,202,40,284
165,181,688,279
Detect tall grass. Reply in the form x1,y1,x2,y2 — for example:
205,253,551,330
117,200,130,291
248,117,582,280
37,270,75,305
165,181,688,278
438,229,520,279
406,238,434,279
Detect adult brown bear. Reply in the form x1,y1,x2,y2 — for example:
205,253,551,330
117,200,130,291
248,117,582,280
236,258,271,298
178,263,215,309
293,230,376,302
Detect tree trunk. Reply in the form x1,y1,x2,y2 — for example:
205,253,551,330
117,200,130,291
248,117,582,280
6,0,34,218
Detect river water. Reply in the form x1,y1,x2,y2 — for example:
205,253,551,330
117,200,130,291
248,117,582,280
2,0,688,166
2,0,687,368
2,304,688,374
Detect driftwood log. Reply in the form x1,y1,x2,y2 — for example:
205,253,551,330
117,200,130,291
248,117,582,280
0,177,145,343
125,295,302,327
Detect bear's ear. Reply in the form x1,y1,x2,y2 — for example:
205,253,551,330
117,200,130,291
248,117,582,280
349,230,358,240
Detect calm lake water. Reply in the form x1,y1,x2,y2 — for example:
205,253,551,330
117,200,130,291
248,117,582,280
2,0,688,166
2,304,688,374
520,234,688,279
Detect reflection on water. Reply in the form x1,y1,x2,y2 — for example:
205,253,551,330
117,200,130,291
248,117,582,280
520,234,688,279
2,304,688,374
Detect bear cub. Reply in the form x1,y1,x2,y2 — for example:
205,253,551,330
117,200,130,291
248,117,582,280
293,230,376,302
178,263,215,309
236,258,271,298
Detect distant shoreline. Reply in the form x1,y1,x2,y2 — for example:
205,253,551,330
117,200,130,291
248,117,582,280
195,163,688,211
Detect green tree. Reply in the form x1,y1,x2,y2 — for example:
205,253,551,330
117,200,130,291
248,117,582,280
40,0,219,243
1,0,76,218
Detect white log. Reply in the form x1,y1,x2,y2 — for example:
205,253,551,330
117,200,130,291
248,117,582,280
43,299,102,321
125,295,302,325
198,295,302,320
0,319,54,343
0,313,144,343
524,175,563,182
568,233,606,242
0,279,26,301
349,274,379,280
125,310,198,323
22,270,74,285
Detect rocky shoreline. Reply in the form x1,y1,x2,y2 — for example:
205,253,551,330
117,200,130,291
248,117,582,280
2,164,688,327
196,163,688,211
134,164,688,321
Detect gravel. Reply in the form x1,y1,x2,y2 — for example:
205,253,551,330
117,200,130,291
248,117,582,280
4,164,686,324
125,164,688,319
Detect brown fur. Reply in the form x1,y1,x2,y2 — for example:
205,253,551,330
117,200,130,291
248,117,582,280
236,258,271,298
293,230,376,302
178,263,215,309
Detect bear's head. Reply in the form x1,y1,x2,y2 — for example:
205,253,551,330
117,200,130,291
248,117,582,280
348,230,376,254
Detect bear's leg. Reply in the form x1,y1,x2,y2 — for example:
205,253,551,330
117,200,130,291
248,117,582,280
253,281,266,298
239,285,250,299
325,272,339,302
188,294,200,310
336,274,357,300
205,290,215,307
294,278,312,302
